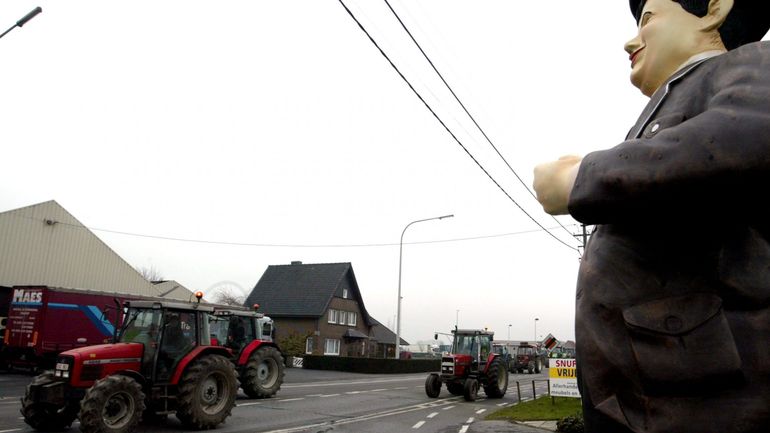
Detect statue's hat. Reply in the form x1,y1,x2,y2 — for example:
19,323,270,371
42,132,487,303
629,0,770,49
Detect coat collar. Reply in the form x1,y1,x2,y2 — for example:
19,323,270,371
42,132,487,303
627,55,719,140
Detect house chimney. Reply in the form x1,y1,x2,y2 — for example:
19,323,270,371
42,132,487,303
291,261,303,265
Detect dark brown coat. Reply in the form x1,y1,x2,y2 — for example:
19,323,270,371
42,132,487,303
569,42,770,433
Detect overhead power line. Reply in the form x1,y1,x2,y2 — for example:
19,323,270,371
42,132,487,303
382,0,575,239
15,213,577,248
337,0,578,253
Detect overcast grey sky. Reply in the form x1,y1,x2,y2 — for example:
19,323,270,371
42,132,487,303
4,1,751,345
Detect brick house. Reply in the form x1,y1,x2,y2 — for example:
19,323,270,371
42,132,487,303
245,261,407,358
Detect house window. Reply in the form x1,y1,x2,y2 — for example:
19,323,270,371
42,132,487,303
339,311,347,325
348,312,357,326
328,309,338,324
305,337,313,354
324,338,340,355
342,289,348,298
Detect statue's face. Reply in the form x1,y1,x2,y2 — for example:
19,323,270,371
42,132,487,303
624,0,706,96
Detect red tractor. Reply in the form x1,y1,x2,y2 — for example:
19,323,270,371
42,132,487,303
424,329,508,401
209,305,285,398
21,298,238,432
513,342,547,374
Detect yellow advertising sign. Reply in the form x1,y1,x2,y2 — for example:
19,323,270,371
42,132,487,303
549,358,580,398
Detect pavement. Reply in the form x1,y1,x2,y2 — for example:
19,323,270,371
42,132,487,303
468,420,558,432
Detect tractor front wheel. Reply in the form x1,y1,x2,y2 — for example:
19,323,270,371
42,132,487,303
176,354,238,429
425,374,441,398
79,375,145,433
241,346,285,398
21,373,79,431
463,378,478,402
483,357,509,398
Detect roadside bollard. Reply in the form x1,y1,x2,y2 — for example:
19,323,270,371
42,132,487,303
532,380,537,399
516,381,522,403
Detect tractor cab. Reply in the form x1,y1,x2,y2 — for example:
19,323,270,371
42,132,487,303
119,301,213,382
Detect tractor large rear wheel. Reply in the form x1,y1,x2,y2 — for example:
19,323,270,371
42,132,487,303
79,375,145,433
241,346,285,398
176,354,237,429
483,357,509,398
21,373,79,431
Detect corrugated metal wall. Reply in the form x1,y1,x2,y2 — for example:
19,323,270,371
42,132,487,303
0,200,161,297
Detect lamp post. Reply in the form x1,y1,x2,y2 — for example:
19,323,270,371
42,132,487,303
534,318,539,342
396,214,454,359
508,324,512,341
456,310,459,328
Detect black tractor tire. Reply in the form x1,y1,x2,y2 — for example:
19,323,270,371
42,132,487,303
527,362,535,374
21,372,79,431
535,358,543,374
463,378,478,402
79,375,145,433
446,382,464,396
176,354,238,429
483,357,509,398
424,374,441,398
241,346,285,398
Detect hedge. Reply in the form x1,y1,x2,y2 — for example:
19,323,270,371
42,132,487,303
301,355,440,374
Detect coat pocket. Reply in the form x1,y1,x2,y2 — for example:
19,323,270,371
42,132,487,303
622,293,741,386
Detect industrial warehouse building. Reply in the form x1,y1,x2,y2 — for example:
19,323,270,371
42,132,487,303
0,200,194,300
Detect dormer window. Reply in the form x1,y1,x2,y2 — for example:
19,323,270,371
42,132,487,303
342,289,348,299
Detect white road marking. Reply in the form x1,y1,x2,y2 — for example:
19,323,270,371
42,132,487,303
319,394,340,398
306,394,324,397
237,402,262,407
496,402,508,406
394,386,409,390
346,391,362,394
443,405,455,410
427,412,439,418
475,409,487,414
0,429,22,433
370,389,387,392
412,420,425,429
459,426,469,433
466,417,474,423
276,398,305,403
261,397,461,433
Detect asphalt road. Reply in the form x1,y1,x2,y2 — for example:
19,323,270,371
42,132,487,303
0,368,551,433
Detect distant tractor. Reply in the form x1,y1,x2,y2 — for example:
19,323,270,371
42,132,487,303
424,329,508,401
21,297,238,432
209,305,285,398
513,342,547,374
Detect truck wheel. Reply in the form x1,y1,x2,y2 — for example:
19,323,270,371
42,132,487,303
21,373,79,431
241,346,285,398
425,374,441,398
463,378,478,402
447,383,464,396
176,354,237,429
483,357,509,398
535,359,542,374
79,375,145,433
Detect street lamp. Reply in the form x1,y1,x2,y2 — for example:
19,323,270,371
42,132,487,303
396,214,454,359
508,324,512,341
534,318,539,342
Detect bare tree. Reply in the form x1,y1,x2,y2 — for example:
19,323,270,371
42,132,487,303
211,287,246,306
136,265,164,282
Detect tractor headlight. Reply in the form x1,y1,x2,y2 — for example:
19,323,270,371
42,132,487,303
54,355,74,381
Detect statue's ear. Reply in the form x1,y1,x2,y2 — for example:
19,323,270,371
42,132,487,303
701,0,734,32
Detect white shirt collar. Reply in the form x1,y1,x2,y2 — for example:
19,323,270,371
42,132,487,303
677,50,725,71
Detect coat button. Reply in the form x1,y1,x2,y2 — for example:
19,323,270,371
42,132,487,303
665,315,682,332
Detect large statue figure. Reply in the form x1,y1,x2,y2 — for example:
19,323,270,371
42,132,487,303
533,0,770,432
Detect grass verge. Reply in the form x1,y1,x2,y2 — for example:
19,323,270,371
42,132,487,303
486,396,582,421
